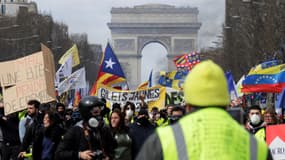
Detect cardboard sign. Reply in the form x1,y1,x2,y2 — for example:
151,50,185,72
96,84,166,110
0,44,56,115
266,124,285,160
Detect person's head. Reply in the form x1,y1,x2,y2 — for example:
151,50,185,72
112,103,121,112
169,106,185,124
123,101,135,118
248,105,262,125
150,107,159,121
159,109,168,120
263,107,277,125
78,96,105,128
43,111,58,128
136,109,149,126
56,103,65,115
110,109,125,130
27,100,40,117
39,103,51,114
184,60,230,110
166,104,175,117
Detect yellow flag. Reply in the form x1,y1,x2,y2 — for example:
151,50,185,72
58,44,80,67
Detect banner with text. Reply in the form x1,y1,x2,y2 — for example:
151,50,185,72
165,87,184,105
0,44,56,115
96,84,166,110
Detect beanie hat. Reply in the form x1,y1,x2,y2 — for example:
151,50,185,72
184,60,230,107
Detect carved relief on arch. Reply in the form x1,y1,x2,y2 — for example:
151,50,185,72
137,36,171,56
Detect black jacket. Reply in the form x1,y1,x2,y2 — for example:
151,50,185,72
55,121,117,160
0,113,21,146
20,118,43,160
128,120,155,159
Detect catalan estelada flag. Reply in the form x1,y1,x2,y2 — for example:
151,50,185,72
242,63,285,93
89,43,126,95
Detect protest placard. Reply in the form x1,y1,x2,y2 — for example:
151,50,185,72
266,124,285,160
0,45,56,115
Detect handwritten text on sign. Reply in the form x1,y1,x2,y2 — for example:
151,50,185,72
0,46,56,115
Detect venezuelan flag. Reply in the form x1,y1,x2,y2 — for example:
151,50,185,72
242,64,285,93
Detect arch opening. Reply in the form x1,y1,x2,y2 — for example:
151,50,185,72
141,42,168,85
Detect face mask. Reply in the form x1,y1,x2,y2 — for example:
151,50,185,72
250,114,261,125
126,110,133,118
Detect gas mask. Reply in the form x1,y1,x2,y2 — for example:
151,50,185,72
250,114,261,125
88,115,103,129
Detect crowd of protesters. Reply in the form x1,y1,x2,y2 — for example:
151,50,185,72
0,62,278,160
0,96,277,160
0,94,188,160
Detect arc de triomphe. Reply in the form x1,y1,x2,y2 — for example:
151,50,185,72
108,4,201,88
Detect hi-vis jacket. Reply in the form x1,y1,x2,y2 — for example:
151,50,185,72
136,107,272,160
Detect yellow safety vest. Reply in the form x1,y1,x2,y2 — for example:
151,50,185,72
255,127,265,141
156,118,169,127
157,108,268,160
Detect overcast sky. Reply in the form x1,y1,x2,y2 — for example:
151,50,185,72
32,0,225,82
